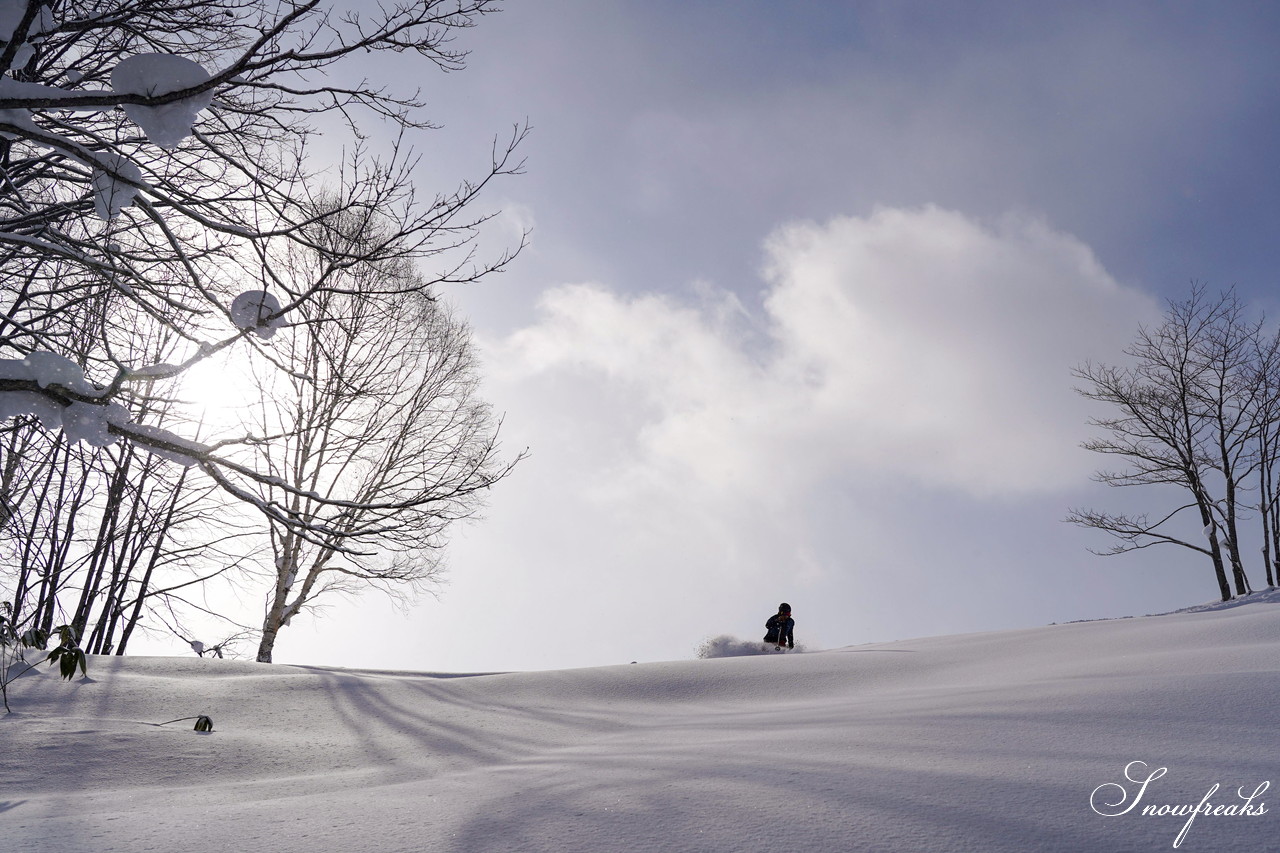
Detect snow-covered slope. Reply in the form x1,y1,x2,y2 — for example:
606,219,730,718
3,597,1277,852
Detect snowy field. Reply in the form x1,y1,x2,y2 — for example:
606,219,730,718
3,595,1277,853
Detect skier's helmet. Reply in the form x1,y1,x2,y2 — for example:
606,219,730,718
779,602,791,613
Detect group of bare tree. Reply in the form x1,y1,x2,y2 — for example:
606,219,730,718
1070,286,1280,601
0,0,521,666
0,411,248,657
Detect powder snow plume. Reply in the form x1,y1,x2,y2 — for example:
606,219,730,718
696,634,806,658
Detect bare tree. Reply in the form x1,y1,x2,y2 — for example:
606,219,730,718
1186,293,1261,596
1250,325,1280,589
0,261,266,655
0,0,524,538
240,251,516,661
1069,286,1266,601
0,376,262,657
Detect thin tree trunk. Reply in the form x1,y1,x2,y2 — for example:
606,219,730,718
117,467,191,654
72,451,132,641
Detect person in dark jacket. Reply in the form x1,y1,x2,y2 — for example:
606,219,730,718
763,602,795,649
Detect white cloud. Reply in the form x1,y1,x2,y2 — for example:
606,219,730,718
492,206,1158,501
286,211,1173,673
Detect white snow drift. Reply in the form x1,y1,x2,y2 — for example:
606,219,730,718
1,594,1276,852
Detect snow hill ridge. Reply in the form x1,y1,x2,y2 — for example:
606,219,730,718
3,595,1278,852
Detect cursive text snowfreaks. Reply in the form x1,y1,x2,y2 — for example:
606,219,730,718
1090,761,1270,848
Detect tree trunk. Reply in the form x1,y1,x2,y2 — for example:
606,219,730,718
1208,541,1232,602
72,452,132,640
256,618,281,663
116,467,191,654
256,564,295,663
1196,496,1232,602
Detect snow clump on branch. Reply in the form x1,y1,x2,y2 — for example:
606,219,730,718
91,153,145,220
230,290,284,339
0,0,53,71
0,354,129,447
0,354,213,460
111,53,213,150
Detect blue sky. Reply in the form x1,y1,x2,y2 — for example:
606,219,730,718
260,1,1280,672
428,0,1280,307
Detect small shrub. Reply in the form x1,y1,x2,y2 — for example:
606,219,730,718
1,604,51,712
45,625,87,681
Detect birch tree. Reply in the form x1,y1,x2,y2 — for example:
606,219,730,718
243,245,515,662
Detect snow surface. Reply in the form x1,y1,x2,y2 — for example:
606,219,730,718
2,597,1277,852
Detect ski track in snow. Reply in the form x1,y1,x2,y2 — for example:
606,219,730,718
2,596,1278,852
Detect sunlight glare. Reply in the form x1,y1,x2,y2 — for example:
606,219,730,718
178,349,259,426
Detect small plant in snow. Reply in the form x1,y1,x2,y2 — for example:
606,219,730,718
1,602,47,712
1,611,91,711
155,714,215,732
45,624,87,681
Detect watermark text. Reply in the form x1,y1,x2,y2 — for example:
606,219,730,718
1091,761,1269,848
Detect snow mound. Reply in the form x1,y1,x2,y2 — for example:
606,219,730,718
2,598,1278,852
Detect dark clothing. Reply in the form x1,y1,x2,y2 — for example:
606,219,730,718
764,613,795,648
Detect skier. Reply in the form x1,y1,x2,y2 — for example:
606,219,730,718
763,602,795,650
